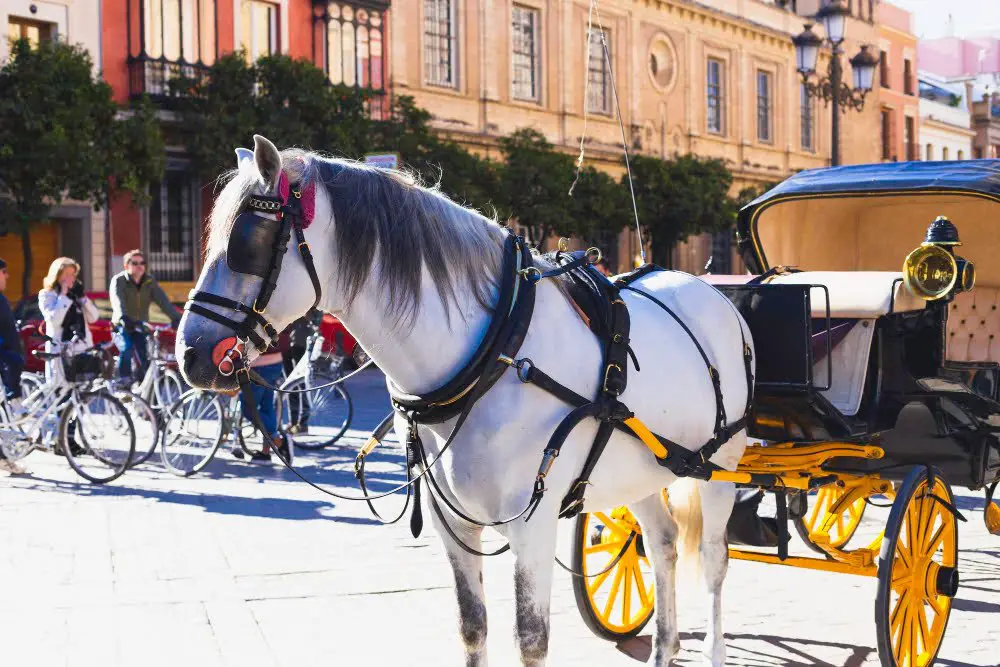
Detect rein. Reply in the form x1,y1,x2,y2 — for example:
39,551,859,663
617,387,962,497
184,177,753,575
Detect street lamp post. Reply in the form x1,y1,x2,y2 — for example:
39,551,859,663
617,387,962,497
792,0,878,166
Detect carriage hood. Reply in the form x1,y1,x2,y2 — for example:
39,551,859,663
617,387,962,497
736,160,1000,287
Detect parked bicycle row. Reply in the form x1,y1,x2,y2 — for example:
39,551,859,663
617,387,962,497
0,252,355,484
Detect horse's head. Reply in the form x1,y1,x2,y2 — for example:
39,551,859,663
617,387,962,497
176,134,330,390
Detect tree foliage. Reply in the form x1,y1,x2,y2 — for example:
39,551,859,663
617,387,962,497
629,153,735,268
0,38,164,298
497,129,579,246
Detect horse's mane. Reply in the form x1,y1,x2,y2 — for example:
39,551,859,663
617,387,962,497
206,149,509,327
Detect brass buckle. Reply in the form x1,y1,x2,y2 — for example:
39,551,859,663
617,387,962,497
293,190,302,199
586,247,602,264
603,363,623,394
520,266,541,282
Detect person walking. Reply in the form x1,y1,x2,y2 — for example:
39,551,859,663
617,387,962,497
109,249,181,386
0,258,26,475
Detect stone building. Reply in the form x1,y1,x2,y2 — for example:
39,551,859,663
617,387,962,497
391,0,882,274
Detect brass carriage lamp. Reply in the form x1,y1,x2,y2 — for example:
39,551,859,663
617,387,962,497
903,216,976,300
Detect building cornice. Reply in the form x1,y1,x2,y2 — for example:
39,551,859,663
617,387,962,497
638,0,795,52
920,116,976,137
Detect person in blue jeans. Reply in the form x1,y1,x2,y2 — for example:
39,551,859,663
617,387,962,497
235,345,291,463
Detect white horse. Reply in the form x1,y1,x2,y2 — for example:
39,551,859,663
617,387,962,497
176,135,754,667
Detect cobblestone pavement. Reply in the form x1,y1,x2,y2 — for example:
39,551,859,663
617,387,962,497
1,369,997,666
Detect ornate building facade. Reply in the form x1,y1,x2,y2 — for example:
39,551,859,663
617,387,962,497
390,0,882,274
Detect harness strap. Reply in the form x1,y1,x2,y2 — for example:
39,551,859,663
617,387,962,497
292,223,322,312
186,302,268,350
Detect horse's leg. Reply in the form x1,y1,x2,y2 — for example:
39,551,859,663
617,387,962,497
506,517,558,667
631,492,681,666
429,506,489,667
697,479,736,667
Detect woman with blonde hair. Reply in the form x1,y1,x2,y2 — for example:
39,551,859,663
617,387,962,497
39,257,98,382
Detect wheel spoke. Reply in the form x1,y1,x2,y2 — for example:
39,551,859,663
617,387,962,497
634,564,650,610
890,588,909,635
895,602,912,665
584,540,627,556
895,539,912,569
622,563,633,623
915,599,931,660
586,559,616,597
926,593,948,618
593,513,629,539
923,523,946,560
601,563,626,622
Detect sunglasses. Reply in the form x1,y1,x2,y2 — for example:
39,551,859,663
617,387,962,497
129,260,146,266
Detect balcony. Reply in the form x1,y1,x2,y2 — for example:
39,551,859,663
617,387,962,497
128,55,209,106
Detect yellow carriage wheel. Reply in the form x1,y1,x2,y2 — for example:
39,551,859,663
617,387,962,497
572,508,656,640
794,484,868,554
875,467,958,667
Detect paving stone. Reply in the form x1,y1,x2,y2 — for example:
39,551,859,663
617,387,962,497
0,369,996,666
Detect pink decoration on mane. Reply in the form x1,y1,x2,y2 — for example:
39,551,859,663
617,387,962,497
277,171,317,228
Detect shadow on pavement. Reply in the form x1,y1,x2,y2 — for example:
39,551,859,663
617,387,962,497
617,631,876,666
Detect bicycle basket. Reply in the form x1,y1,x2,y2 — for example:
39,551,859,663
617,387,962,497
64,350,106,382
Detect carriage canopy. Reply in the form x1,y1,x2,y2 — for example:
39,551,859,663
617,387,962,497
737,160,1000,288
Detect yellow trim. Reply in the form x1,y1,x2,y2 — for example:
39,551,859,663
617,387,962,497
623,418,668,459
729,549,878,576
746,190,1000,272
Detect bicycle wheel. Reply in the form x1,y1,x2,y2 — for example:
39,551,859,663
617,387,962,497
279,376,352,449
160,390,224,476
150,368,185,413
112,391,159,467
0,400,32,461
61,388,135,484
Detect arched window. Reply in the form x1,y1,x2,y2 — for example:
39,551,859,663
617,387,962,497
317,2,388,116
942,147,950,160
958,150,965,160
926,143,933,161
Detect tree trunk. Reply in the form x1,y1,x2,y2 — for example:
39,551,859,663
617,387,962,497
652,241,673,270
20,226,32,308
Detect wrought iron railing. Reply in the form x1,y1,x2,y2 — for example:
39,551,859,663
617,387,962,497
128,55,209,105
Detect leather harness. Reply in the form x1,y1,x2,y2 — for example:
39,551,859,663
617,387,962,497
182,179,754,558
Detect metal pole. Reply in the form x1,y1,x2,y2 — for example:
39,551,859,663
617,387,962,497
831,45,842,166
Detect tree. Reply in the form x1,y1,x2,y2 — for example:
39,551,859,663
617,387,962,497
498,128,579,247
0,38,164,300
567,166,630,265
629,153,735,268
373,96,500,213
174,52,372,179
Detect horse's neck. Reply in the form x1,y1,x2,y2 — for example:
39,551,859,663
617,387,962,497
335,266,494,396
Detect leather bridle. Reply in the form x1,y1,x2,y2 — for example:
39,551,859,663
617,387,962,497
185,177,323,363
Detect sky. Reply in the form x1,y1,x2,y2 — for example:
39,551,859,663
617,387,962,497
888,0,1000,40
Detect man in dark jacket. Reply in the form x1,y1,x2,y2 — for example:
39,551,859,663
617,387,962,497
109,249,182,382
0,258,26,474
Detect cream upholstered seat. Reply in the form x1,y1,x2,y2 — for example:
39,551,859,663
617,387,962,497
947,288,1000,363
768,271,926,318
701,271,926,318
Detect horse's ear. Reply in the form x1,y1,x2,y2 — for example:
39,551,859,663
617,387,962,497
252,134,282,192
235,147,253,169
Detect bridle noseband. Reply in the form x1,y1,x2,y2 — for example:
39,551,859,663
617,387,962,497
185,174,324,359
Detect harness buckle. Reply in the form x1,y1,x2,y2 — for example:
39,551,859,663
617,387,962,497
586,247,602,264
602,363,623,395
519,266,541,283
536,448,560,480
514,357,534,382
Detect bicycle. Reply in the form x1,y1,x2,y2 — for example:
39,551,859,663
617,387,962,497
114,322,186,412
0,335,136,483
159,389,293,476
277,323,353,450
